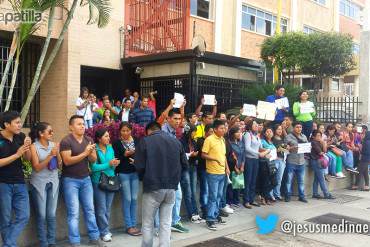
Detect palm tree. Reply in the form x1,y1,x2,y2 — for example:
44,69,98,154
1,0,64,109
20,0,112,121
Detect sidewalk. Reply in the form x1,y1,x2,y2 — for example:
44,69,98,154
59,188,370,247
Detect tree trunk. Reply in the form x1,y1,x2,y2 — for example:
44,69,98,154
21,0,79,122
4,50,20,111
0,33,18,107
20,2,61,122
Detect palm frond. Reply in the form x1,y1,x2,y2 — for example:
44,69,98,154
86,0,111,28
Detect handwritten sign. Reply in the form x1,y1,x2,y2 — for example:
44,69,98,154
242,104,257,117
257,101,277,121
204,94,216,106
269,148,277,161
300,101,315,114
173,93,185,108
275,97,289,109
297,143,312,154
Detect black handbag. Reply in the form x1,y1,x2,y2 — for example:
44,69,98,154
96,151,121,192
98,173,121,192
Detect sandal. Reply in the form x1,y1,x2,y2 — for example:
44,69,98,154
126,227,142,236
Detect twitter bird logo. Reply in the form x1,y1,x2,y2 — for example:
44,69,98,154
256,214,279,234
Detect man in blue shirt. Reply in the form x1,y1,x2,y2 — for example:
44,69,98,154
129,96,155,127
266,85,289,124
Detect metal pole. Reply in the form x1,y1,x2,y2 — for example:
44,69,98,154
273,0,282,84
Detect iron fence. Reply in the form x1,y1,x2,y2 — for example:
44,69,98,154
140,74,254,114
315,96,361,124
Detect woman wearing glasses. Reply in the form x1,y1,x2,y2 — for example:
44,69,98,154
29,122,62,247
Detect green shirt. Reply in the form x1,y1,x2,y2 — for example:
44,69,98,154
293,101,316,122
89,144,116,184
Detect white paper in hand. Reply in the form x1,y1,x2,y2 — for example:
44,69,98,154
204,94,216,106
173,93,184,108
242,104,257,117
275,97,289,109
257,101,277,121
300,101,315,114
297,143,312,154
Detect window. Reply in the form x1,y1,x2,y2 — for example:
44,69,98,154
340,0,361,20
344,83,354,96
312,0,326,5
0,39,40,127
303,25,321,34
302,78,323,90
191,0,212,19
353,43,360,55
242,6,288,36
330,79,340,92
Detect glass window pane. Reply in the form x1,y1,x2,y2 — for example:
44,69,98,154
242,5,248,13
250,15,255,31
272,23,276,34
257,10,264,18
265,20,272,35
265,13,272,21
340,2,345,14
248,7,256,15
190,0,197,15
256,17,265,34
273,16,277,22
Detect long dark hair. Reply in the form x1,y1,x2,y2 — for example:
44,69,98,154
29,122,50,142
95,127,108,143
80,87,89,98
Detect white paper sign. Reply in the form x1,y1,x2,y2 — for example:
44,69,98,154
173,93,184,108
257,101,277,121
297,143,312,154
275,97,289,109
242,104,257,117
300,101,315,114
204,94,216,106
357,127,363,133
269,148,277,161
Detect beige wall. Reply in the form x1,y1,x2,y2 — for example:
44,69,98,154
140,62,190,79
240,31,265,61
298,0,336,31
0,1,63,39
189,16,215,52
40,0,124,141
197,63,257,81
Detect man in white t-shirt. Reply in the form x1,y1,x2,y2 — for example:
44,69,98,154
76,87,93,129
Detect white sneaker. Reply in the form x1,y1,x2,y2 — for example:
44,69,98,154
221,205,234,214
336,172,346,178
101,234,112,242
191,214,205,223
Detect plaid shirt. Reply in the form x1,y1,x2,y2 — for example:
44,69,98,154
129,107,155,127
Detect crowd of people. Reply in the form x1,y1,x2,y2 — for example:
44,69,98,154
0,85,369,247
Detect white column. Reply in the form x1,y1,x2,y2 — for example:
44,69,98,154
290,0,299,31
214,0,223,53
234,0,242,56
359,3,370,124
333,0,340,32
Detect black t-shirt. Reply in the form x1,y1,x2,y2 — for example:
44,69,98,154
0,132,26,184
60,134,93,179
112,139,137,174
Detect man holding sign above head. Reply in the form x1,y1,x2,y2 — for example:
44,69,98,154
293,90,316,139
284,121,309,203
266,85,290,124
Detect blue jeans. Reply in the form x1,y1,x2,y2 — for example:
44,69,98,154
0,183,30,247
273,159,286,199
84,119,93,129
30,182,59,247
206,173,225,222
243,158,259,203
171,184,182,226
92,183,115,236
198,169,208,215
285,163,306,199
311,160,330,197
180,168,198,218
188,165,199,214
62,177,100,244
343,150,354,169
220,175,228,209
327,152,337,175
301,120,313,139
119,173,139,229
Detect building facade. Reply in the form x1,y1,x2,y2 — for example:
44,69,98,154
0,0,368,140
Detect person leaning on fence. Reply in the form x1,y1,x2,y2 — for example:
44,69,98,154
135,121,188,247
0,111,32,247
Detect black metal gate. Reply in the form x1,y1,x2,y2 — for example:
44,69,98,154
140,74,253,114
315,97,361,124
